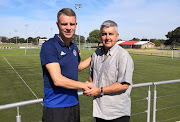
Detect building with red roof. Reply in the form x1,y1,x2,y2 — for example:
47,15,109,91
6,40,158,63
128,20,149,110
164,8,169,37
117,40,155,49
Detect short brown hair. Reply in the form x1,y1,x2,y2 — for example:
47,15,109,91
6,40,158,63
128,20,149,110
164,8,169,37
57,8,76,22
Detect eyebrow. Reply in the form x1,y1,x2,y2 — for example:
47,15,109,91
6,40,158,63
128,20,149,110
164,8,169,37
101,32,114,35
60,23,76,25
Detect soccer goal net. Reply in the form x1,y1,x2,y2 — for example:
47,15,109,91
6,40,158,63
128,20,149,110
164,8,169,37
83,43,91,50
25,47,41,56
172,49,180,59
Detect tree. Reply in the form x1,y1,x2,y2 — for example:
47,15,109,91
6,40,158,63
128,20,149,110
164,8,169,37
10,37,16,43
152,40,161,46
131,38,140,41
72,34,85,44
149,39,156,43
41,37,47,39
165,27,180,45
149,39,165,46
87,29,101,43
0,36,8,43
18,38,25,43
28,37,34,44
141,38,149,41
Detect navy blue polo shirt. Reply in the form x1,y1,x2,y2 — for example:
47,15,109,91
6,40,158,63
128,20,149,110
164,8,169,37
40,34,81,108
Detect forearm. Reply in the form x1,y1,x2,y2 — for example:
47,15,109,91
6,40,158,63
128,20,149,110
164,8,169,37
78,56,91,72
53,75,86,90
103,82,129,94
46,63,87,90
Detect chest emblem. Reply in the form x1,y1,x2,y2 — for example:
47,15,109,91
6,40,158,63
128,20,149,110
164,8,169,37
60,51,66,56
73,50,77,56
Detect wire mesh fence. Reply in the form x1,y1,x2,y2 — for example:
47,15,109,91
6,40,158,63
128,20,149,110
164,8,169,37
155,84,180,122
127,48,180,59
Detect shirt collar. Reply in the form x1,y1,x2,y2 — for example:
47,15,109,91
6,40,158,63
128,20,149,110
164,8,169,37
54,34,74,49
101,43,119,56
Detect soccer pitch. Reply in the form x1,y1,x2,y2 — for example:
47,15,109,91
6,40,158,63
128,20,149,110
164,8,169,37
0,48,180,122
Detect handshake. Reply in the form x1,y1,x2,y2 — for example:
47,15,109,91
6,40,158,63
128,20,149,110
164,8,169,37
83,81,101,97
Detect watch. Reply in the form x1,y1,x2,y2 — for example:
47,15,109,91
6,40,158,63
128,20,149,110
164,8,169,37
100,87,104,96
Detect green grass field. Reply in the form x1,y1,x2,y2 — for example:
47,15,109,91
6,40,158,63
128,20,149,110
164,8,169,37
0,48,180,122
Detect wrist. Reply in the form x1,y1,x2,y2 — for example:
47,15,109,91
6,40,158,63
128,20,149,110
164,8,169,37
98,88,101,95
82,82,86,90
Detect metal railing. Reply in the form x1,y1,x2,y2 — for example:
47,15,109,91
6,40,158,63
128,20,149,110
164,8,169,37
0,79,180,122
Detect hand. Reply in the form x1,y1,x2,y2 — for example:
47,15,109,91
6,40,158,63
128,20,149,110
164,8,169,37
82,82,92,91
85,81,93,89
83,86,101,97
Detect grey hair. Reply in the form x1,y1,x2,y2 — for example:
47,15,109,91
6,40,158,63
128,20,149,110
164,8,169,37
100,20,118,34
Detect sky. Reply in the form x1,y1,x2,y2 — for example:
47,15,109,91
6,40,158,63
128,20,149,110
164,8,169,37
0,0,180,40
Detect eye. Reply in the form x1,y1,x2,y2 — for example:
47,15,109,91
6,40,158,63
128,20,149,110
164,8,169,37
61,23,68,26
101,33,107,36
70,23,76,26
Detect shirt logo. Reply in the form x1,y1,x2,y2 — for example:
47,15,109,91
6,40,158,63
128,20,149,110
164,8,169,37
73,50,77,56
60,51,66,56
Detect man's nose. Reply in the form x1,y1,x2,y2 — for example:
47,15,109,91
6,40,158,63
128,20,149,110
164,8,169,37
106,34,110,39
66,24,71,30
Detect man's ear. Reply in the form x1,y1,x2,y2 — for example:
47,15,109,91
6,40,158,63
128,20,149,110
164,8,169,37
116,33,119,40
56,22,60,29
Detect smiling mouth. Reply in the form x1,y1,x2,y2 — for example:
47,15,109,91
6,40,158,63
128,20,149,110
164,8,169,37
105,40,111,43
65,32,72,35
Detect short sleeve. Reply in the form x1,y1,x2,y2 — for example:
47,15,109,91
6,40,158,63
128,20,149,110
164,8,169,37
89,51,96,76
117,55,134,85
77,49,81,63
40,43,59,66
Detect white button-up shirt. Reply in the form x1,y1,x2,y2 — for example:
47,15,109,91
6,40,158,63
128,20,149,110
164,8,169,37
90,43,134,120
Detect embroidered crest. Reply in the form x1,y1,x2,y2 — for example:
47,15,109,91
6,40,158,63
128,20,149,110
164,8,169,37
73,50,77,56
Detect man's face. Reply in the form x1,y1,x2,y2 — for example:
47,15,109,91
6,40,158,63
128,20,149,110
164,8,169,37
100,26,119,49
57,14,77,40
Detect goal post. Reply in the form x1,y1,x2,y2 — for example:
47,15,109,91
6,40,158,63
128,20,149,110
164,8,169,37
83,43,91,50
25,47,41,56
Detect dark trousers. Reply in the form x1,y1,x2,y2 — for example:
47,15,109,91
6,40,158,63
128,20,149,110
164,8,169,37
95,116,130,122
42,104,80,122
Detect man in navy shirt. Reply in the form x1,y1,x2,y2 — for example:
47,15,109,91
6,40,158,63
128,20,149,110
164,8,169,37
40,8,91,122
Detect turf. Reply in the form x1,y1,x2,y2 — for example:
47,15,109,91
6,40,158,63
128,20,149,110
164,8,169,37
0,48,180,122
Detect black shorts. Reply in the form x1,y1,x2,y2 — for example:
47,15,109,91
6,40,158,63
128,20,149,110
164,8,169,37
95,116,130,122
42,103,80,122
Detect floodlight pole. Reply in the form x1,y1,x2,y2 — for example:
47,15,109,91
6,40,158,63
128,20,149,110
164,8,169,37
85,32,86,44
25,24,29,56
9,32,11,43
75,4,82,53
25,24,29,48
51,28,53,37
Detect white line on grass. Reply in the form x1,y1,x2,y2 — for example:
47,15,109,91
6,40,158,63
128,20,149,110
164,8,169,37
3,56,39,99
